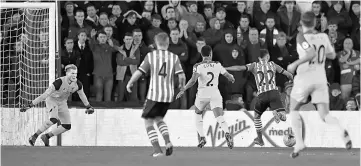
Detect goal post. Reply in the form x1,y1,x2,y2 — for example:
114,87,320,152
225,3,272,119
1,2,57,146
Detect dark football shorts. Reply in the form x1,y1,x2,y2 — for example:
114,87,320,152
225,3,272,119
142,100,171,119
254,90,285,115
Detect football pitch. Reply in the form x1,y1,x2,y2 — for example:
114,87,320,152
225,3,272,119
2,146,359,166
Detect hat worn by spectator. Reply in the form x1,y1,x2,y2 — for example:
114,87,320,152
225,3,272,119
328,19,339,25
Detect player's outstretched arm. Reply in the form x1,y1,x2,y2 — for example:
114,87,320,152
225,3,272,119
176,72,199,99
20,84,56,112
224,65,247,71
222,72,235,83
75,83,94,114
177,73,186,88
274,63,294,80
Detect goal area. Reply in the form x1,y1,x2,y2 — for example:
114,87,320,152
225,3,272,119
1,2,56,145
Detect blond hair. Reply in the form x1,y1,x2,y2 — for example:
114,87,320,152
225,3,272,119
65,64,77,73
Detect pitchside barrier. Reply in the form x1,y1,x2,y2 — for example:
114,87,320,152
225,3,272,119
1,109,360,148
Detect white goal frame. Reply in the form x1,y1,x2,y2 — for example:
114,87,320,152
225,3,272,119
1,2,56,84
1,2,58,146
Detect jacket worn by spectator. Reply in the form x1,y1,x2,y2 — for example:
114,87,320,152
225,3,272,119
89,38,119,77
116,44,140,81
68,22,92,40
168,39,188,68
277,6,300,44
74,40,93,77
327,8,352,35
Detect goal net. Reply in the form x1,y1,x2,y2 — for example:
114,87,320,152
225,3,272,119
1,2,56,145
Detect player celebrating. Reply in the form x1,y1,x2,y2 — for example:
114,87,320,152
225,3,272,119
126,32,186,157
20,64,94,146
225,49,293,146
287,11,352,158
176,45,235,149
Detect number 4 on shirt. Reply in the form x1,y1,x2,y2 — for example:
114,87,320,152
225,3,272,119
158,62,167,77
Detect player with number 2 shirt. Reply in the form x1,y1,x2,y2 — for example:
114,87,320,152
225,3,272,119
176,45,235,149
225,49,293,146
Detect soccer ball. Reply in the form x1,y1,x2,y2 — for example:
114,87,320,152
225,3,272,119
283,133,296,147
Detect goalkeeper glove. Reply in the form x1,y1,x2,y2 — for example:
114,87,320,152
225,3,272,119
20,102,35,112
85,105,94,114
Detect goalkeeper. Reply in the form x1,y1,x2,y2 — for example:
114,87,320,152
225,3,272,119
20,64,94,146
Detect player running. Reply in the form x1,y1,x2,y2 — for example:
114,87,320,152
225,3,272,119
126,32,186,157
287,11,352,158
176,45,235,149
225,49,293,146
20,64,94,146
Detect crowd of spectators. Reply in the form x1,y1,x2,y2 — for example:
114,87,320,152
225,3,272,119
1,0,360,111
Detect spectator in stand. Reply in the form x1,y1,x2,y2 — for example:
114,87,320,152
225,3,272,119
202,4,215,29
349,2,360,34
327,1,352,36
192,21,206,38
351,70,360,109
253,0,280,31
209,7,234,30
329,83,346,110
277,0,300,45
182,1,206,32
168,28,188,109
89,30,119,102
133,29,151,102
351,17,360,51
68,9,92,40
104,25,120,48
146,14,163,45
116,32,140,102
142,0,156,14
111,4,123,19
259,16,279,50
213,29,239,109
236,15,251,48
85,4,99,29
319,14,328,33
326,19,345,52
338,38,360,101
163,7,177,21
203,19,223,47
62,2,75,30
165,18,178,34
161,0,187,21
226,1,252,28
269,32,296,88
244,28,267,63
346,98,358,111
118,10,151,45
227,46,247,99
109,15,120,40
178,19,198,80
74,30,93,99
312,1,324,32
61,38,80,76
96,12,110,32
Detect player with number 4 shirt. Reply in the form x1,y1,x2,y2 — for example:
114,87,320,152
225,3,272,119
225,49,293,146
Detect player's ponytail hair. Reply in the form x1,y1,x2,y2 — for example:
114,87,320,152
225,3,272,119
65,64,77,73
